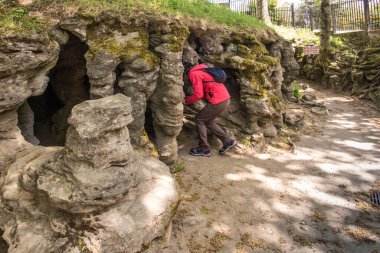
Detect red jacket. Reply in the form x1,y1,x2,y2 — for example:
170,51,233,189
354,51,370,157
185,64,231,105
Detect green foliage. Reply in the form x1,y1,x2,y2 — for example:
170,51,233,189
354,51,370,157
199,206,208,214
248,0,278,15
329,36,344,49
170,161,185,174
0,7,43,33
59,0,266,29
292,83,302,99
161,0,266,28
274,26,319,46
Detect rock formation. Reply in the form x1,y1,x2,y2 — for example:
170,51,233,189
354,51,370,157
0,33,59,171
20,13,297,164
0,6,300,252
296,32,380,110
0,94,178,253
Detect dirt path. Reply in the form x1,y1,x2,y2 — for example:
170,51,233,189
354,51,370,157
165,83,380,253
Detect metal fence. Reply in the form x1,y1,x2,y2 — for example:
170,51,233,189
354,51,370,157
209,0,380,33
270,6,294,27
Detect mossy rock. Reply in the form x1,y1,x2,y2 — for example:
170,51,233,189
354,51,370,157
231,31,258,46
231,31,267,55
167,24,189,52
87,29,159,68
257,55,277,66
268,93,283,112
237,44,253,58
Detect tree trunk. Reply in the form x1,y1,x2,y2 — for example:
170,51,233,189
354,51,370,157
256,0,272,24
319,0,331,68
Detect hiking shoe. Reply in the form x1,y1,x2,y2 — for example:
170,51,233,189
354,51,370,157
219,139,237,154
190,148,212,157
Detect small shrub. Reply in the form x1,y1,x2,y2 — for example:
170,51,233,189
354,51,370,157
170,161,185,174
292,83,302,99
330,36,344,48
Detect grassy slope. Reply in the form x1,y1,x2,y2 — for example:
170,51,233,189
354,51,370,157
0,0,266,34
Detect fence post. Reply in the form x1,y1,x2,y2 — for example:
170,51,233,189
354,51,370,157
331,4,337,34
310,7,314,31
363,0,370,33
291,3,295,27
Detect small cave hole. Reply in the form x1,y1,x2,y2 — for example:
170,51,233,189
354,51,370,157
188,34,201,52
224,69,241,102
25,33,90,146
113,63,124,95
144,103,156,143
0,229,8,253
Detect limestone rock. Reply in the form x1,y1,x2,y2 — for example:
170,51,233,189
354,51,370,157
17,101,39,145
302,94,316,101
150,23,189,164
1,94,178,253
0,109,31,171
262,121,278,137
311,107,329,116
270,38,300,87
284,109,305,127
86,52,119,99
0,35,59,113
63,94,133,170
117,57,159,147
199,31,224,55
183,41,200,65
0,34,59,170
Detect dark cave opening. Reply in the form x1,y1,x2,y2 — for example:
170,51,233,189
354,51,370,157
0,229,8,253
188,34,202,53
144,103,156,143
25,33,90,146
114,63,124,95
223,69,241,101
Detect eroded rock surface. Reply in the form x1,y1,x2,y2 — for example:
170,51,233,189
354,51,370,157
0,34,59,171
52,14,299,163
0,7,302,253
0,94,178,253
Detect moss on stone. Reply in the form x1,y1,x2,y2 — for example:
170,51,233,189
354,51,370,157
226,56,267,73
0,6,45,34
87,29,160,68
167,24,189,52
231,32,257,45
250,42,268,55
257,55,277,66
237,44,253,58
231,31,267,55
268,93,282,112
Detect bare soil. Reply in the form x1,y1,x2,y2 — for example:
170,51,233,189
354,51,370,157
163,81,380,253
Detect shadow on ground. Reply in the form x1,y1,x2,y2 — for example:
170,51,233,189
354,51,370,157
168,86,380,253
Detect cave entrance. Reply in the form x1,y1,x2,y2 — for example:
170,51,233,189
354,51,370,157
144,103,155,142
0,229,8,253
25,33,90,146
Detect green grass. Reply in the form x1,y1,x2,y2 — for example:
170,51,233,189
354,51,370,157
1,0,266,32
66,0,266,28
0,6,44,34
170,161,186,174
158,0,266,28
274,26,319,45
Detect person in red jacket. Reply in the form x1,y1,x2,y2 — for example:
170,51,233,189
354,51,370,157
184,63,236,157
